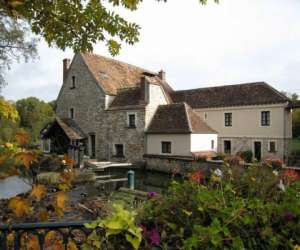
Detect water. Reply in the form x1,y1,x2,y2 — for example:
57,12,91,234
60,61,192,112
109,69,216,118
98,167,182,192
0,176,32,199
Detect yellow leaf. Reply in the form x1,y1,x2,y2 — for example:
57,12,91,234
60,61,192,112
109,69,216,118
55,191,68,210
68,241,78,250
8,196,31,217
30,184,46,201
15,151,38,169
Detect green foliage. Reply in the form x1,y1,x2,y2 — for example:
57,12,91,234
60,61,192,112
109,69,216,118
293,109,300,138
139,165,300,249
238,150,253,163
84,203,142,250
0,14,37,87
16,97,54,143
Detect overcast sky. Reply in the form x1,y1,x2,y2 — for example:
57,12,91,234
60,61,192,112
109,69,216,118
2,0,300,101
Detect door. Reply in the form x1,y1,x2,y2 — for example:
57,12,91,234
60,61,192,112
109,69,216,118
224,140,231,154
254,141,262,161
90,134,96,159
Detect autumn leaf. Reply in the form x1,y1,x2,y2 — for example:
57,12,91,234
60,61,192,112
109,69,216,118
26,235,40,250
68,241,78,250
38,210,49,221
30,184,46,201
63,155,75,168
15,129,29,146
53,192,68,218
15,151,38,169
55,192,68,209
8,196,31,217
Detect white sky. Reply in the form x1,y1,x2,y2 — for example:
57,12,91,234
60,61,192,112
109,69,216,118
2,0,300,101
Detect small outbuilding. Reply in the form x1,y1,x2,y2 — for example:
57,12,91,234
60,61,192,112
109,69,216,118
145,103,218,157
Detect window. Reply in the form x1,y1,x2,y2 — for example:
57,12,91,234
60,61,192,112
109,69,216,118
70,108,74,119
115,144,124,157
71,76,76,88
42,139,51,153
224,113,232,127
128,113,136,128
269,141,276,152
161,141,171,154
261,111,270,126
211,140,215,150
224,140,231,154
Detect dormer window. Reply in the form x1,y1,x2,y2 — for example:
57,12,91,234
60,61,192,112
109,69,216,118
71,76,76,89
70,108,74,119
127,112,136,128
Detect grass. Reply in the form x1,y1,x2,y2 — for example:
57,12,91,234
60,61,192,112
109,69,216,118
291,139,300,151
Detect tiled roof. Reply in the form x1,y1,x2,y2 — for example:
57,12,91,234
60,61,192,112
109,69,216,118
81,53,173,95
146,103,217,134
171,82,289,109
41,117,86,140
108,87,144,110
56,117,86,140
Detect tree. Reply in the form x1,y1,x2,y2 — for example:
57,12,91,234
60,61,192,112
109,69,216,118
16,97,54,143
0,0,218,88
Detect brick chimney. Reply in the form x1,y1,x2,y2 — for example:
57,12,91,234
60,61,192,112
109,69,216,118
158,70,166,81
63,58,71,82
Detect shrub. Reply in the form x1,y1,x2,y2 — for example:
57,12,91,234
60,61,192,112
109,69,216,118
264,158,283,170
224,155,242,165
238,150,253,163
138,165,300,249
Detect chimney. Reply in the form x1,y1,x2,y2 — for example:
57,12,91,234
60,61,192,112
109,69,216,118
158,70,166,81
63,58,71,82
140,76,149,104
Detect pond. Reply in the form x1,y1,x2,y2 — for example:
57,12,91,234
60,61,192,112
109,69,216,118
97,166,183,193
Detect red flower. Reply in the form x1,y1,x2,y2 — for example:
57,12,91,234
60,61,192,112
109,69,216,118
283,169,298,182
189,170,205,184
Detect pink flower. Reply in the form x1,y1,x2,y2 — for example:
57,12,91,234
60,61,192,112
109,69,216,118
148,228,160,246
283,169,298,182
147,192,158,199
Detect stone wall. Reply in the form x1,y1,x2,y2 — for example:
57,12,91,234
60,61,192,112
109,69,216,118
144,155,222,174
56,54,106,159
99,109,146,162
218,137,290,161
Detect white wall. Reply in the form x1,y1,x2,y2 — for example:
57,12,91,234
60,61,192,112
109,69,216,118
145,83,168,128
146,134,191,156
190,134,218,152
194,103,291,139
146,133,218,156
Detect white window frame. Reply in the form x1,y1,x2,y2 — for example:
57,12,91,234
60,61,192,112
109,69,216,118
42,139,51,153
268,140,277,152
127,112,137,128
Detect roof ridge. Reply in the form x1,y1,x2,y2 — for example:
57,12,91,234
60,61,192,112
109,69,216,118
173,81,267,93
82,52,157,76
